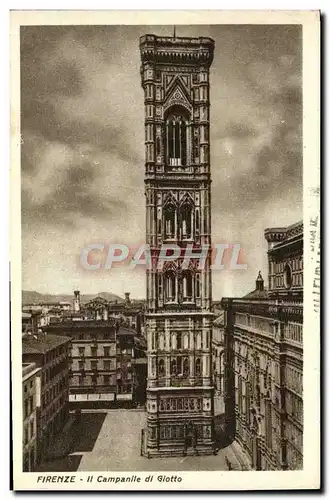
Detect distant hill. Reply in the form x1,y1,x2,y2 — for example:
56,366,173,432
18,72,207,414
22,290,124,306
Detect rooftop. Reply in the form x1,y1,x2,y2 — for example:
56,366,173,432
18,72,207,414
46,318,117,329
243,289,269,300
22,333,71,355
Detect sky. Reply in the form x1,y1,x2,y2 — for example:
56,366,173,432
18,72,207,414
21,24,302,300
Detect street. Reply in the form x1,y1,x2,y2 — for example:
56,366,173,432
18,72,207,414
37,398,239,472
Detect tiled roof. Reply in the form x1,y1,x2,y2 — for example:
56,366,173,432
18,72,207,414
22,333,71,355
243,289,269,300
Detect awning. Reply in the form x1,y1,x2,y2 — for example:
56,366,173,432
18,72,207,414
69,393,115,402
116,394,132,401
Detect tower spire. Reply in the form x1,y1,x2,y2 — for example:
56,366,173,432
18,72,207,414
173,25,176,38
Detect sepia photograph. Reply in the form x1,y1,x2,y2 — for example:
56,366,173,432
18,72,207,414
10,9,320,491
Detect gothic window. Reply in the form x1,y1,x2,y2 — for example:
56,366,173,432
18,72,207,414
177,333,182,350
158,358,165,377
183,357,189,376
165,273,176,302
165,107,189,167
195,358,201,376
182,271,193,301
196,332,202,350
164,204,176,239
177,356,183,375
180,201,193,239
171,358,177,375
284,263,293,289
183,333,189,350
171,333,177,350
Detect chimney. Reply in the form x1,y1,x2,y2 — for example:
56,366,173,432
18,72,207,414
256,271,264,292
73,290,81,312
124,292,131,305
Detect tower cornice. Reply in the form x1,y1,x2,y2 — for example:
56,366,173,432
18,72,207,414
139,34,215,67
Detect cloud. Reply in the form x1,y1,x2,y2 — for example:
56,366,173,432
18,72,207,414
20,25,302,297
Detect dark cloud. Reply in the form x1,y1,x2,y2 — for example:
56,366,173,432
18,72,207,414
22,158,128,229
20,24,302,297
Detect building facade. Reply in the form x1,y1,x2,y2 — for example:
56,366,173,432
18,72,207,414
45,318,117,406
212,312,225,396
22,362,41,471
22,332,71,463
45,313,147,407
140,34,215,457
222,221,303,470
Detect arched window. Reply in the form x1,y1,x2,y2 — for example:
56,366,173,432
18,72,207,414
164,204,176,240
165,273,176,302
177,333,182,350
196,333,202,350
158,359,165,377
284,263,292,289
171,333,177,350
180,202,193,239
183,357,189,376
182,271,193,301
195,358,201,376
183,334,189,350
165,107,189,167
171,359,177,375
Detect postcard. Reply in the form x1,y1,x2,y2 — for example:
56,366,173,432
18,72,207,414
10,9,320,491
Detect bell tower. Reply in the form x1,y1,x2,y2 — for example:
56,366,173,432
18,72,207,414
140,33,215,457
